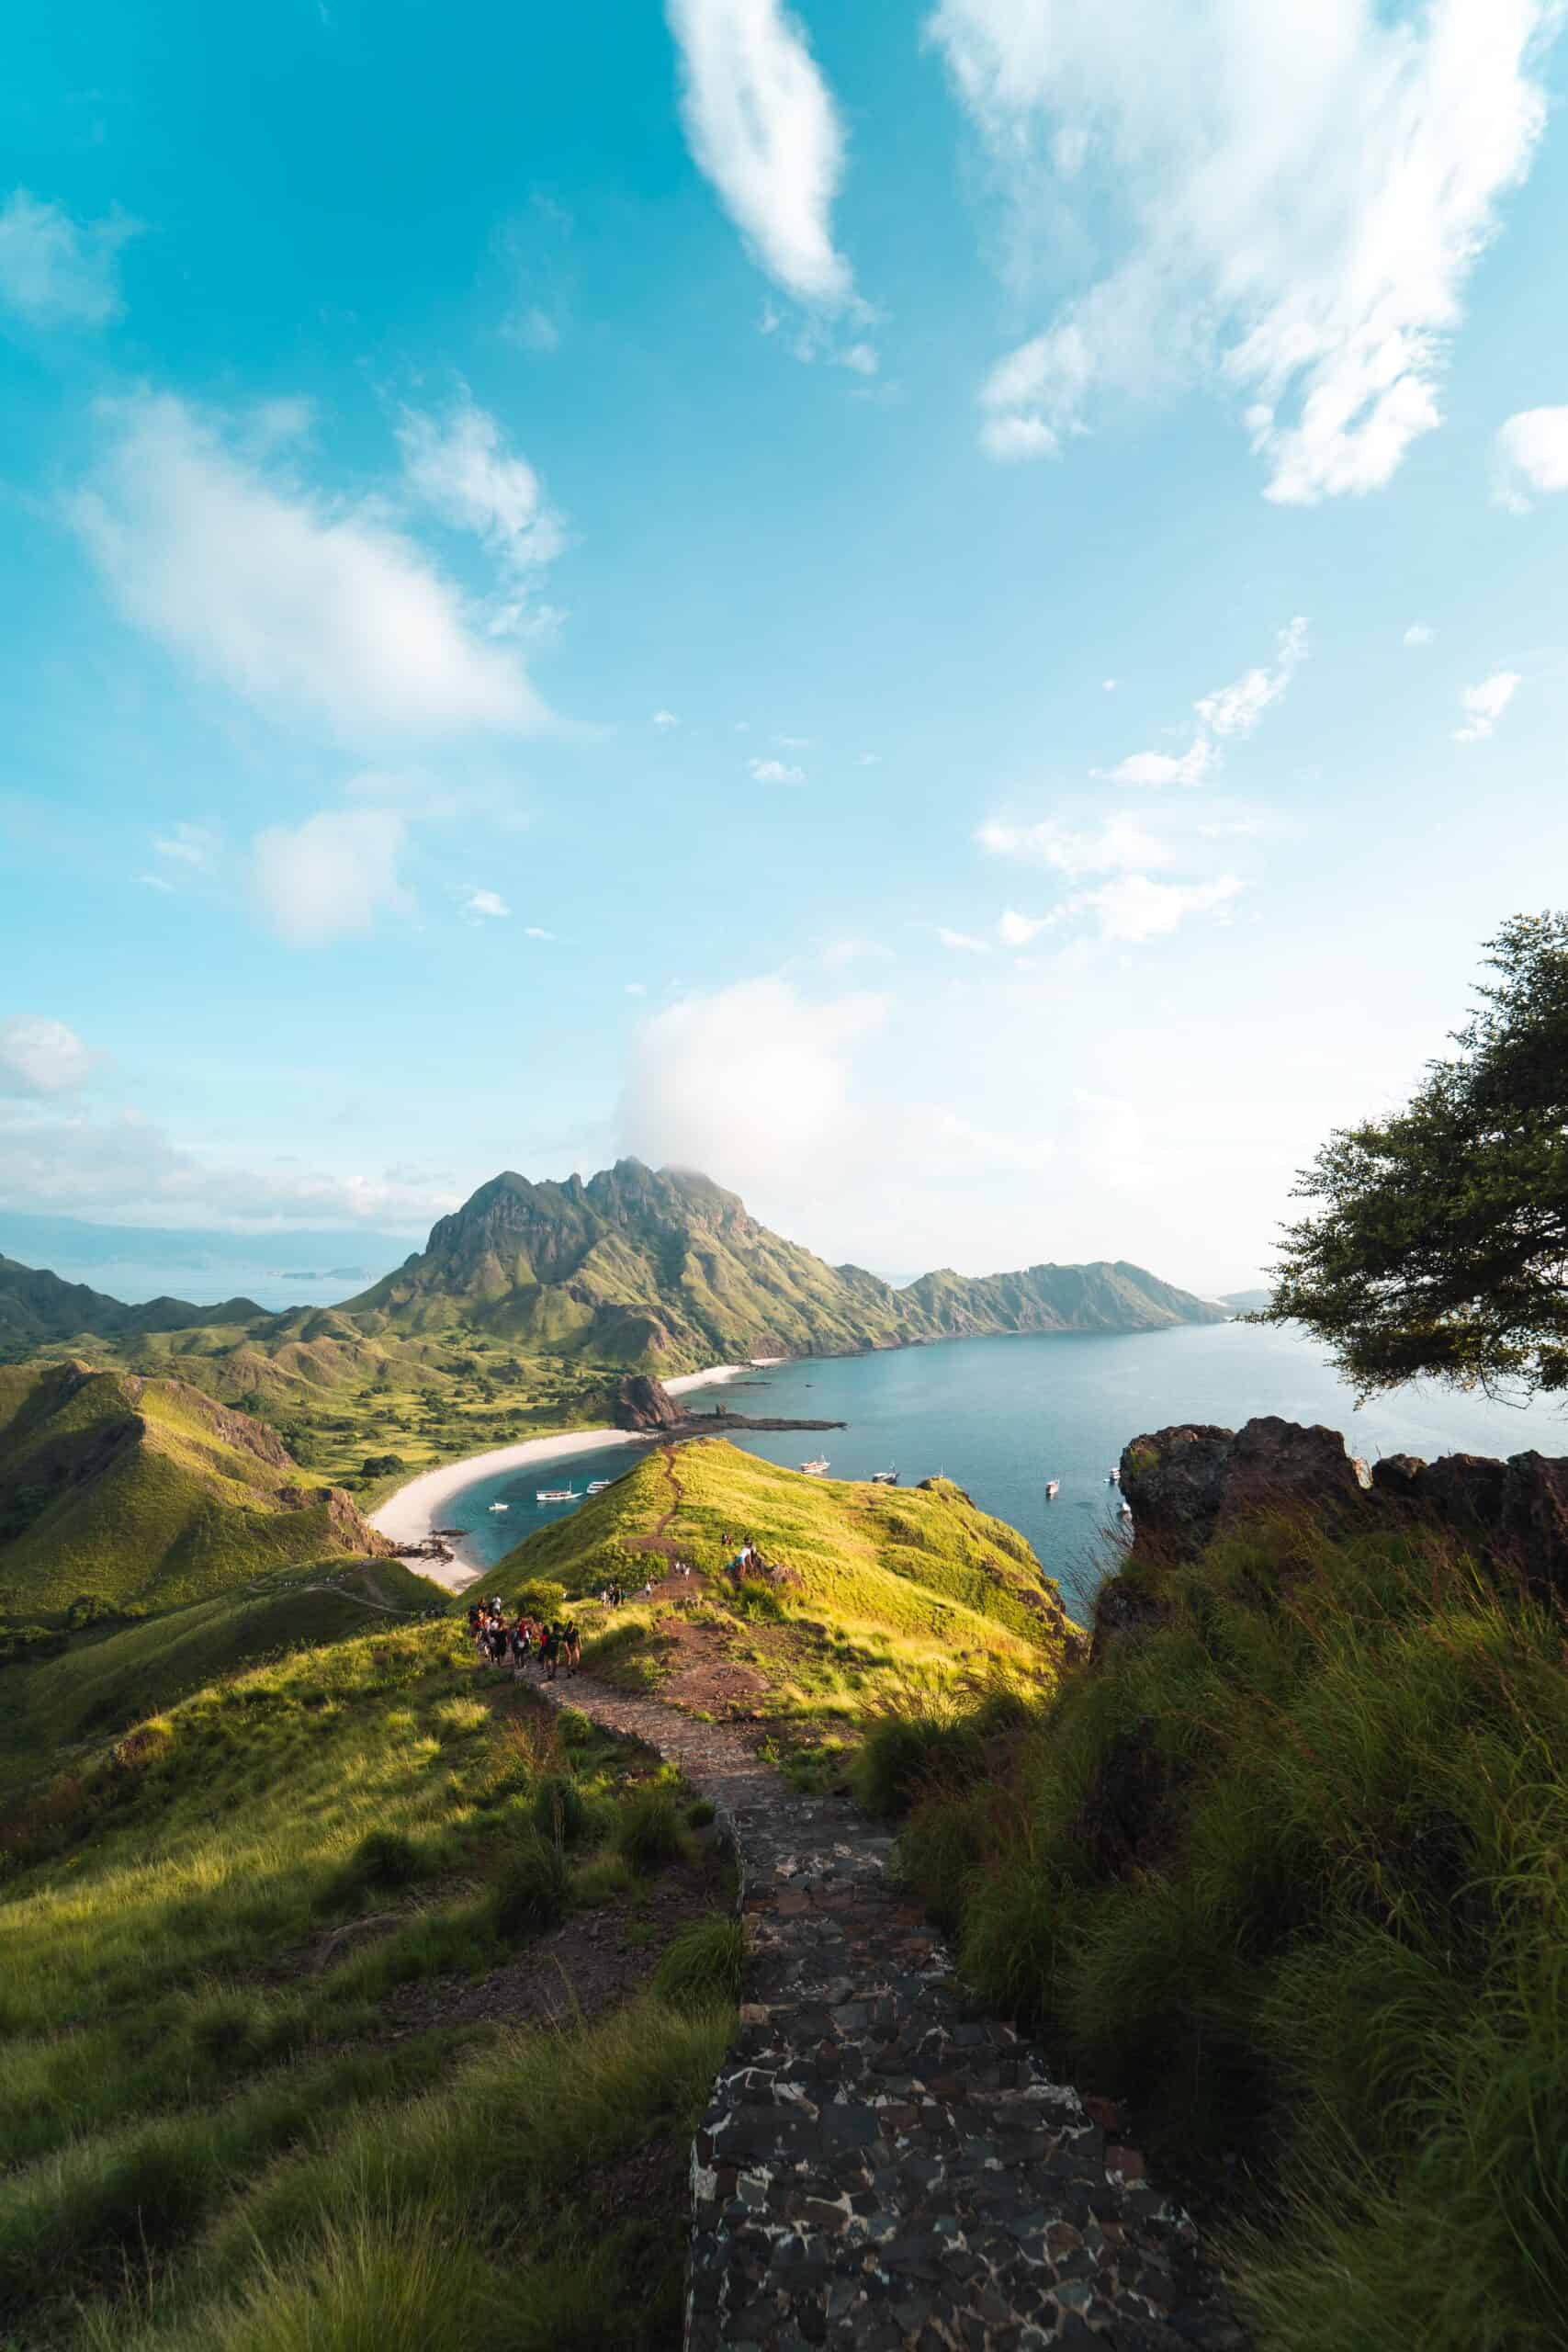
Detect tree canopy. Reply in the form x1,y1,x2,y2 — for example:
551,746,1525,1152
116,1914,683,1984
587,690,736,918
1262,913,1568,1399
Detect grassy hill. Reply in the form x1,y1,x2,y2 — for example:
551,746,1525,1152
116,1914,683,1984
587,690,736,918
0,1363,387,1621
0,1612,736,2349
876,1499,1568,2352
491,1439,1082,1772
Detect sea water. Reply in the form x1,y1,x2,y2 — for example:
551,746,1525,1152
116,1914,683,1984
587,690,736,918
439,1320,1568,1618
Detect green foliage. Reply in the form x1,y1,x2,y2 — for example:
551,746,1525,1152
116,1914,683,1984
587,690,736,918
513,1578,566,1621
851,1688,1027,1818
1265,912,1568,1396
491,1830,569,1935
351,1827,423,1889
652,1916,745,2012
895,1515,1568,2350
614,1783,686,1872
530,1773,590,1848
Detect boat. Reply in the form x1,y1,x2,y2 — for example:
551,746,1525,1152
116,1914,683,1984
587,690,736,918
800,1456,830,1476
586,1479,611,1494
488,1502,509,1512
870,1467,897,1487
1121,1500,1134,1519
1108,1467,1121,1484
536,1487,581,1505
1045,1479,1060,1499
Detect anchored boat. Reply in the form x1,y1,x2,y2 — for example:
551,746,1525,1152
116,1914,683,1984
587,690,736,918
586,1479,611,1494
488,1502,509,1512
870,1467,897,1487
1045,1479,1060,1499
536,1487,581,1505
800,1456,830,1476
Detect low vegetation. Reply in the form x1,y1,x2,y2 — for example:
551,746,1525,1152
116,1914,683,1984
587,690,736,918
878,1510,1568,2351
0,1612,736,2348
493,1438,1079,1768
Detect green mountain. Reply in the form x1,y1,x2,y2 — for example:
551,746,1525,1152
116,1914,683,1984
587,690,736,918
0,1360,386,1619
0,1253,261,1347
344,1159,1225,1369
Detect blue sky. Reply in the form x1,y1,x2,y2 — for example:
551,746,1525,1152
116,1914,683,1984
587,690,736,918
3,0,1568,1294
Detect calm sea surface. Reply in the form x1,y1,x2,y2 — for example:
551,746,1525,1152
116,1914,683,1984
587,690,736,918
440,1321,1568,1617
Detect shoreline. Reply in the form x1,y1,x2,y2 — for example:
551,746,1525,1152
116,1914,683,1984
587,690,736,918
369,1362,765,1595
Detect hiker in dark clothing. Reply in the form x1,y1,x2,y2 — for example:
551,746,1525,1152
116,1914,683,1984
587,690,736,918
563,1620,581,1676
540,1624,558,1683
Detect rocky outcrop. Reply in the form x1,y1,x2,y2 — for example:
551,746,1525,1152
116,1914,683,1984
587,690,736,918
1119,1416,1370,1557
615,1373,685,1431
1119,1415,1568,1602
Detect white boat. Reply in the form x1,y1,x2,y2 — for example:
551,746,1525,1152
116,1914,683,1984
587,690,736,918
870,1467,897,1487
1108,1467,1121,1484
586,1479,611,1494
800,1456,830,1476
488,1502,509,1512
1121,1500,1134,1519
1045,1479,1060,1498
536,1487,581,1505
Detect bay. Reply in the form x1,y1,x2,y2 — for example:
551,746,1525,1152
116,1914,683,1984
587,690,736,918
436,1320,1568,1617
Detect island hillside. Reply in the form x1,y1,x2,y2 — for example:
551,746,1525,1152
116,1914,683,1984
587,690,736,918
0,1158,1224,1497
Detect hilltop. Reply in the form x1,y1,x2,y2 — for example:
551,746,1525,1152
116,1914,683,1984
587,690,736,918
0,1360,387,1621
491,1438,1081,1765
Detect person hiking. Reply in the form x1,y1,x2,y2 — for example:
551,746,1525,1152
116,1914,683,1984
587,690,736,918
541,1624,558,1683
563,1620,581,1676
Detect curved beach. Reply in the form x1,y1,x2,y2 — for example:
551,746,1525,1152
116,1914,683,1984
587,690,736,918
370,1363,760,1592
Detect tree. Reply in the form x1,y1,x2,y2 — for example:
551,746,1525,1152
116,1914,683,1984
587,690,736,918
1262,914,1568,1399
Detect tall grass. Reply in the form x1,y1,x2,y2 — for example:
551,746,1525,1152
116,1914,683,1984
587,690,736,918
888,1516,1568,2351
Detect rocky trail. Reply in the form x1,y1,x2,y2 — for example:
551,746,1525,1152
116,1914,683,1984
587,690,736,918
529,1462,1242,2351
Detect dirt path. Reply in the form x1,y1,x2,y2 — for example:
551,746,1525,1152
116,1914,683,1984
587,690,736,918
531,1662,1242,2352
626,1442,687,1567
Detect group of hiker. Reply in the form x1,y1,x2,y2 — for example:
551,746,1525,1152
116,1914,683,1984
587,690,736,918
468,1596,580,1682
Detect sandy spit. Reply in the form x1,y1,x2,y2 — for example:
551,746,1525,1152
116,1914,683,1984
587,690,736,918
370,1363,761,1595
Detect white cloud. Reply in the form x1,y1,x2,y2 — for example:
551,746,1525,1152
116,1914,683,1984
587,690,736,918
152,821,219,869
856,752,880,766
822,936,894,969
840,341,878,377
525,925,557,941
998,909,1046,946
1101,678,1117,691
978,412,1058,462
1493,405,1568,510
667,0,859,311
0,189,139,327
1096,618,1306,786
933,0,1559,501
652,708,681,729
466,888,510,919
252,808,409,944
936,926,991,954
397,391,565,582
625,981,649,997
1404,623,1435,647
72,393,546,744
979,812,1174,875
0,1016,100,1097
0,1098,458,1229
749,755,806,784
621,975,886,1189
1454,669,1521,742
1078,873,1243,943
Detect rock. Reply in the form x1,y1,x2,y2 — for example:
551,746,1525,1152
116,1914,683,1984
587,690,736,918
1119,1416,1371,1560
1400,1448,1568,1600
613,1373,683,1431
1371,1453,1426,1495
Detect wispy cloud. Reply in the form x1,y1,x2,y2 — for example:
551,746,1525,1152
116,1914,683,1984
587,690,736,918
1075,873,1243,944
978,812,1172,875
1454,670,1521,742
998,909,1045,946
251,808,409,944
936,926,991,954
466,888,510,919
73,393,547,744
652,707,680,729
934,0,1560,501
1404,623,1435,648
525,924,557,941
1095,619,1306,786
0,188,140,327
1492,405,1568,510
749,755,805,784
152,821,220,870
667,0,860,311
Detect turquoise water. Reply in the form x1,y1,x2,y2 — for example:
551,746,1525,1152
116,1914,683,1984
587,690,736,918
442,1322,1568,1616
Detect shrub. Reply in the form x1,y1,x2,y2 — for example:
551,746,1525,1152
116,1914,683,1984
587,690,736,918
852,1688,1026,1818
513,1579,567,1622
352,1828,422,1889
531,1775,590,1848
652,1917,745,2012
614,1785,686,1872
554,1706,592,1747
491,1832,568,1937
686,1798,716,1828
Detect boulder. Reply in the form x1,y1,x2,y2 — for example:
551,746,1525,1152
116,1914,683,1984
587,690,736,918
1401,1448,1568,1600
613,1374,683,1431
1118,1416,1368,1558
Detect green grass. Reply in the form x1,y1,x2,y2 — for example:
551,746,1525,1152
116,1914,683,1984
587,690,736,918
492,1438,1078,1748
888,1512,1568,2351
0,1608,733,2347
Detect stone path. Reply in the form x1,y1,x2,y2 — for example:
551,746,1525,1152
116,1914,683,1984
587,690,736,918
535,1670,1242,2352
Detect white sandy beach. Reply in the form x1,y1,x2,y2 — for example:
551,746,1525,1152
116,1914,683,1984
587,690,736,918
369,1363,762,1593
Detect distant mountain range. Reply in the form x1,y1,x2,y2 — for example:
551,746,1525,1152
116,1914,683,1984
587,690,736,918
0,1159,1226,1378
